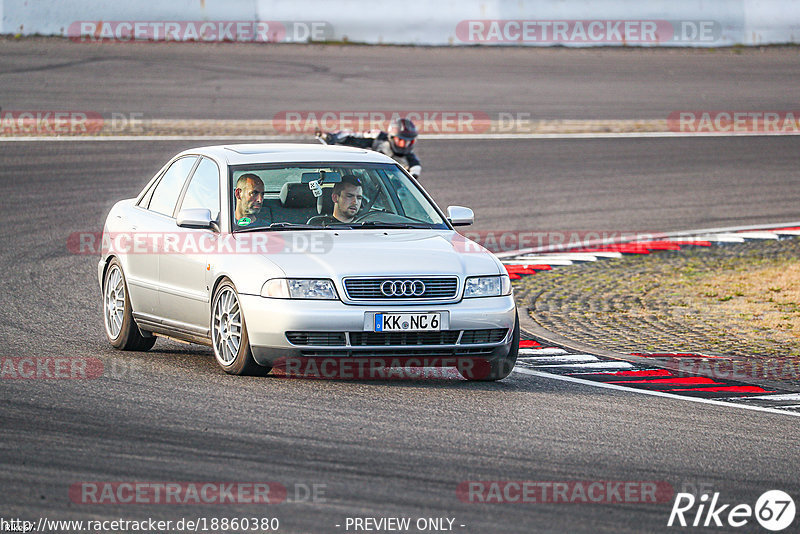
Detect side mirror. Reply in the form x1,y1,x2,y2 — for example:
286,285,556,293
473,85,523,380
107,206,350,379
446,206,474,227
176,208,213,229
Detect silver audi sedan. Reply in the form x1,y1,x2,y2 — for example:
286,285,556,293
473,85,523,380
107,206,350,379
99,144,518,380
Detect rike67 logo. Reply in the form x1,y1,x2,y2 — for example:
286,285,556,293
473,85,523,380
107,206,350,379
668,490,796,531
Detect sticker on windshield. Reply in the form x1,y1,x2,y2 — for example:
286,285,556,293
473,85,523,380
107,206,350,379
236,217,253,226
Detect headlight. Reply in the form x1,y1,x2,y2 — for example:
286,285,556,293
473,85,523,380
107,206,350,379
463,275,512,298
261,279,338,300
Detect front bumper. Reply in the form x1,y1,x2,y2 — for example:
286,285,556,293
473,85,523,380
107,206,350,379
238,294,517,366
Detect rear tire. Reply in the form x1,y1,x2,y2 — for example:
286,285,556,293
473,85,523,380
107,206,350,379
211,280,270,376
103,259,157,351
460,310,519,381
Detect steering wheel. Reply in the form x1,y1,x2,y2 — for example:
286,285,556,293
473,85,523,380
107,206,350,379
352,208,388,223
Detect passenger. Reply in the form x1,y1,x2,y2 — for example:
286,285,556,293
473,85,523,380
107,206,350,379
233,174,264,226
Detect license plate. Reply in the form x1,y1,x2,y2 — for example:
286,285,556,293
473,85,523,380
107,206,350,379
374,313,441,332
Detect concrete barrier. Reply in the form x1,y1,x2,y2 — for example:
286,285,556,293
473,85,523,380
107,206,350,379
2,0,798,46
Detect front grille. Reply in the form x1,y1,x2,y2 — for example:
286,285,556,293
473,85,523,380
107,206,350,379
286,332,346,346
350,331,460,346
460,329,508,344
344,277,458,300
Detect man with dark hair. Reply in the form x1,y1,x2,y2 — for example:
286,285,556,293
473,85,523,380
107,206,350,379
308,175,363,225
331,175,363,223
233,173,264,226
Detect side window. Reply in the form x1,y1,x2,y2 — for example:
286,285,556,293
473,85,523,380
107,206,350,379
137,180,157,208
180,158,220,220
148,157,198,217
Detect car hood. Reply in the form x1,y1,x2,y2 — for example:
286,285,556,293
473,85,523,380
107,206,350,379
258,229,502,279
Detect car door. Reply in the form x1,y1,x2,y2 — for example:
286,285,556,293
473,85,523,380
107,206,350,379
158,157,221,334
125,156,198,318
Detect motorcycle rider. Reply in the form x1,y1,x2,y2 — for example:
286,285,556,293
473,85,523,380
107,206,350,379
319,118,422,179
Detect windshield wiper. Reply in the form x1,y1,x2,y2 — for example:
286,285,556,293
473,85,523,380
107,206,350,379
236,223,319,232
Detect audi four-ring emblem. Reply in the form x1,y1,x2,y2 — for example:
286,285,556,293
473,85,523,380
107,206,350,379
380,280,426,297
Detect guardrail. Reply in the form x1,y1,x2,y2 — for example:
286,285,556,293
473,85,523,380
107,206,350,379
2,0,798,47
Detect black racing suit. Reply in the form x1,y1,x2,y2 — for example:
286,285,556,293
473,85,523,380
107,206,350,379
324,130,422,178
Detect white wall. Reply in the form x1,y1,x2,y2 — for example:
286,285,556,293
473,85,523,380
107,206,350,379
2,0,799,46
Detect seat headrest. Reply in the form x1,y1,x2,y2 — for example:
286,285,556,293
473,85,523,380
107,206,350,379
317,187,335,215
280,182,316,208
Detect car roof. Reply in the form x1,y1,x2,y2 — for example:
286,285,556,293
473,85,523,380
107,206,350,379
180,143,396,166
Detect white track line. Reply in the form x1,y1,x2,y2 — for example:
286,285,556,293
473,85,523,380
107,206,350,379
518,354,599,363
740,393,800,401
534,361,634,370
692,234,747,243
497,221,800,258
516,252,623,259
507,254,600,262
519,348,569,356
424,131,800,140
734,231,780,240
513,368,800,418
4,131,800,142
505,259,574,266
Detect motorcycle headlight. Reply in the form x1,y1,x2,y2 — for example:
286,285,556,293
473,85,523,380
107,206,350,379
463,275,512,298
261,279,338,300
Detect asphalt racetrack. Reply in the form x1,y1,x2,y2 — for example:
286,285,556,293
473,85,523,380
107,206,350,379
2,43,800,533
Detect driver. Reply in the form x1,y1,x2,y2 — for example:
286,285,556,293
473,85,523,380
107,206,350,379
332,175,364,222
233,174,264,226
308,175,363,225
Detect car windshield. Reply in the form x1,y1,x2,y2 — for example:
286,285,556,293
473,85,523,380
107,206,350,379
229,162,448,231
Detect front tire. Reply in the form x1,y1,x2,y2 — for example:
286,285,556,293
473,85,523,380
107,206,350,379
460,310,519,381
103,259,156,351
211,280,270,376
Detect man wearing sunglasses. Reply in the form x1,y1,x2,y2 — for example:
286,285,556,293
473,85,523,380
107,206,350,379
319,118,422,179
